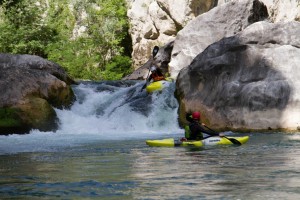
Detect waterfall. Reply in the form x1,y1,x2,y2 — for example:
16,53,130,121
0,81,183,154
56,80,182,137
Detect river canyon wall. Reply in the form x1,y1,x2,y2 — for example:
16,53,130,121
1,0,299,134
127,0,300,71
127,0,300,131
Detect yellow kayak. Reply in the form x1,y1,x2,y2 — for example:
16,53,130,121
146,136,249,147
146,78,173,93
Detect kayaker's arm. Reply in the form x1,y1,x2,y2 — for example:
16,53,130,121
203,125,241,145
198,125,219,136
185,113,193,123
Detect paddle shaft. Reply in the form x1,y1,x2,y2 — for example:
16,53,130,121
203,125,241,145
140,46,160,92
140,69,151,91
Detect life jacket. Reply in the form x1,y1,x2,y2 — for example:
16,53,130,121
188,121,204,140
153,75,165,82
184,125,191,139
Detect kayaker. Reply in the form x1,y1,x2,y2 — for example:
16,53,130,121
181,111,224,141
148,66,165,82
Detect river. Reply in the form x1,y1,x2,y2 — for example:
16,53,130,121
1,81,300,199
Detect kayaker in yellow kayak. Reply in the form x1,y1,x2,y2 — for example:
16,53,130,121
181,111,224,141
148,66,165,82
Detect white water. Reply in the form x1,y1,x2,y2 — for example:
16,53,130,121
0,81,183,154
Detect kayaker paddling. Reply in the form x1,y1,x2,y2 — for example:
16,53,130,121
148,66,165,82
181,111,224,141
140,46,161,91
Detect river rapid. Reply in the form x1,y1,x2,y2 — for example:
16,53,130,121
1,81,300,199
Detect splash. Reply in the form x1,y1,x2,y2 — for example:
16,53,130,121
0,81,183,154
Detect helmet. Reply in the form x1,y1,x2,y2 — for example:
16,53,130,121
192,112,201,120
150,66,157,72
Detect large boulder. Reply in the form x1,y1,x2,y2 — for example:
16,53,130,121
0,54,76,135
218,0,300,23
176,21,300,132
169,0,269,78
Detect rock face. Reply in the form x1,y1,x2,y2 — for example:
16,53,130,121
218,0,300,23
169,0,269,78
123,41,174,80
126,0,218,69
0,54,76,135
126,0,300,80
176,21,300,131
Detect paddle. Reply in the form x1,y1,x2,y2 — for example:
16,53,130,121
203,125,241,145
140,69,151,91
140,46,160,92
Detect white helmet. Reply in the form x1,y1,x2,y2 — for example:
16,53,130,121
150,66,157,72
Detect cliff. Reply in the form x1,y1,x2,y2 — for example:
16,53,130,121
127,0,300,131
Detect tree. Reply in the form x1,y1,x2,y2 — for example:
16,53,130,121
0,0,133,80
0,0,58,57
46,0,132,80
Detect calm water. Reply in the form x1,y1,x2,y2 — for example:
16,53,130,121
1,81,300,199
1,132,300,200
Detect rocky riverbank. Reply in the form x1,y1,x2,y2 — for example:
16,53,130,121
0,54,75,135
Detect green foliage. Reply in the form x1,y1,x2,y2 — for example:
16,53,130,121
0,0,133,80
101,55,132,80
0,0,59,57
48,0,133,80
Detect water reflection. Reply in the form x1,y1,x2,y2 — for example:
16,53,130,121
131,133,300,199
1,133,300,199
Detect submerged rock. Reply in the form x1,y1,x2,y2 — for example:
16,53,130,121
0,54,76,135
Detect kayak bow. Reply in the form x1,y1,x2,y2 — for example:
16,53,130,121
146,78,173,93
146,136,249,147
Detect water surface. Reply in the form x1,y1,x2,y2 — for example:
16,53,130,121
1,81,300,199
1,133,300,199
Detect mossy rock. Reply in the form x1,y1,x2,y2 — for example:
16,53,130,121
47,84,75,109
0,108,23,126
0,97,58,135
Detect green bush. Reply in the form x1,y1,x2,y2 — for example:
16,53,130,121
0,0,133,80
101,55,132,80
0,0,58,57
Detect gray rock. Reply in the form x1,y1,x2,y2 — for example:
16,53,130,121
127,0,217,69
169,0,269,78
0,54,76,135
176,21,300,131
218,0,300,23
123,41,174,80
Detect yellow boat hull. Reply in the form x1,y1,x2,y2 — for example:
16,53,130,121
146,78,173,93
146,136,249,147
146,81,163,93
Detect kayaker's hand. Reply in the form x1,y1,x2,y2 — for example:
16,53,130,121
180,137,187,142
219,133,225,137
201,123,206,126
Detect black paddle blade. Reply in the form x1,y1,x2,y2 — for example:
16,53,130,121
203,124,242,146
152,46,159,58
140,82,147,92
224,136,241,145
